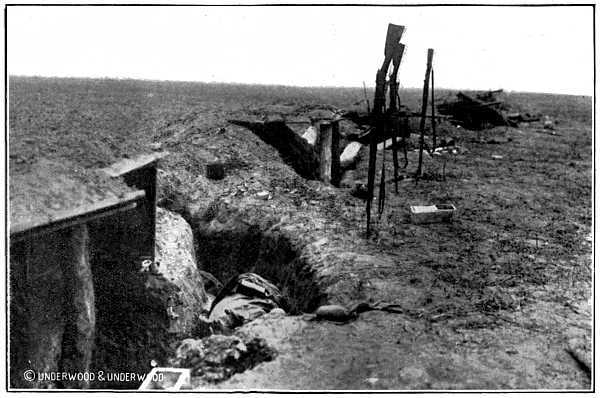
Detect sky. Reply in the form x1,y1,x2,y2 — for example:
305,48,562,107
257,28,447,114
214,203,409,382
7,5,594,95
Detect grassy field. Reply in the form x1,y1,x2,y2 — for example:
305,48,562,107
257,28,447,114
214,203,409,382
8,76,593,389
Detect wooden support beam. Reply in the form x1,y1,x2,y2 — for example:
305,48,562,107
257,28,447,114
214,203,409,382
10,190,145,241
61,224,95,388
416,48,434,182
431,68,437,149
331,121,341,186
317,122,333,185
366,23,405,237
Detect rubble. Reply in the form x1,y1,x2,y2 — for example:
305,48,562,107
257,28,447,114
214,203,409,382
437,90,512,130
170,334,276,383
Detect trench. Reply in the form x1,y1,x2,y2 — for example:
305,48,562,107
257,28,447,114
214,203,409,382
191,218,326,316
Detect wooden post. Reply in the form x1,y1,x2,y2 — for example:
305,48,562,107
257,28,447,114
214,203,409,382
317,122,333,184
416,49,434,181
61,224,95,389
123,165,157,261
388,43,405,194
431,67,437,149
366,24,404,237
331,120,341,186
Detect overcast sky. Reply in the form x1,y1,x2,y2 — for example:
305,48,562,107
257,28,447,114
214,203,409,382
7,5,594,95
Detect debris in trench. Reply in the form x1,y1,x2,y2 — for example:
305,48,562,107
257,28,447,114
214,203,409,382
170,334,276,383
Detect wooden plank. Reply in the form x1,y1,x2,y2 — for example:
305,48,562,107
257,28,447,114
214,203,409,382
415,49,434,181
99,152,168,178
331,121,341,186
10,190,145,239
317,122,333,184
431,68,437,149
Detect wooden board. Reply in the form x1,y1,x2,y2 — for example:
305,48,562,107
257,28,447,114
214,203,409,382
99,152,168,178
10,190,146,240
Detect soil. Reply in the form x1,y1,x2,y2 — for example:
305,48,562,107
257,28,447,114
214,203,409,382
9,76,592,390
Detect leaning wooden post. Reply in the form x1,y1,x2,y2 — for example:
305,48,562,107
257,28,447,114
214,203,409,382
388,43,405,194
331,120,341,186
415,48,434,182
317,121,333,184
366,23,404,237
431,67,437,149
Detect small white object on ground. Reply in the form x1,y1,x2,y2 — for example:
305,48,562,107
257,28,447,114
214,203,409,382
256,191,270,200
410,204,456,224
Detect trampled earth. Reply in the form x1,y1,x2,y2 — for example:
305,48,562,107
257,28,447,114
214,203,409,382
9,76,592,390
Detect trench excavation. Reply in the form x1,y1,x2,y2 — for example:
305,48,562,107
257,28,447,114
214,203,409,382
191,217,327,316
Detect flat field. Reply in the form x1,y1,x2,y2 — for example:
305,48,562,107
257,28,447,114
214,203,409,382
8,76,593,389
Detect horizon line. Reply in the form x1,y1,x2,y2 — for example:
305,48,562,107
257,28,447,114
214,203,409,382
8,74,593,97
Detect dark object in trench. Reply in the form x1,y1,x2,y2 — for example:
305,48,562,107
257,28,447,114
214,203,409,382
209,272,289,315
228,119,320,180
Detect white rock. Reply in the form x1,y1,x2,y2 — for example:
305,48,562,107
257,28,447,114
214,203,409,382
302,126,318,146
340,142,363,169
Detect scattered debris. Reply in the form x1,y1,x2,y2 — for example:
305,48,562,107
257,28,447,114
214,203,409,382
255,191,271,200
170,334,276,383
410,204,456,224
437,90,511,130
149,142,163,151
543,116,555,130
350,183,369,200
507,112,540,124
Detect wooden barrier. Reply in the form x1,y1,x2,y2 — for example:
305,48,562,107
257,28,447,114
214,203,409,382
317,120,341,186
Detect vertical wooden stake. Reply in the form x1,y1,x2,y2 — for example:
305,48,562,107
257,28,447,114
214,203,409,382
331,120,341,186
431,68,437,150
317,122,333,184
416,49,434,182
62,224,95,389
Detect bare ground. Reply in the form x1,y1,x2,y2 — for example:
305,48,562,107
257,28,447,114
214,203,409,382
9,77,592,390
